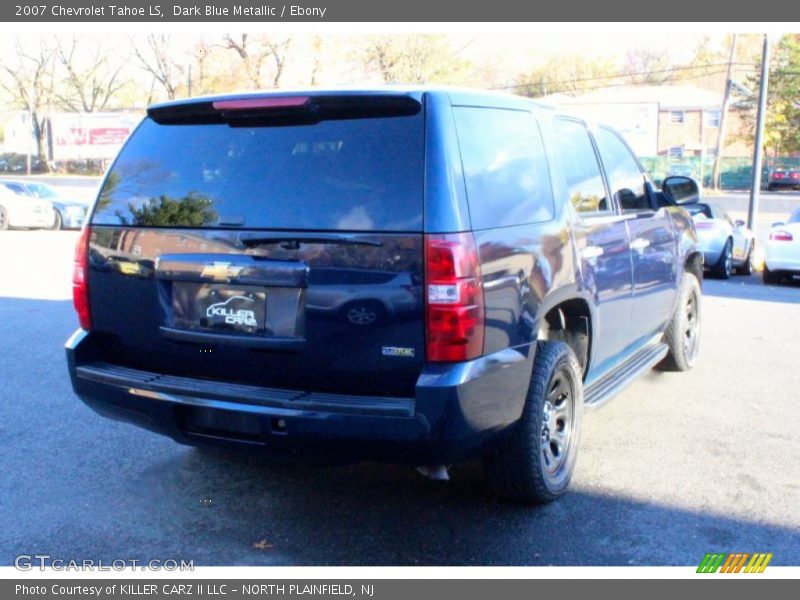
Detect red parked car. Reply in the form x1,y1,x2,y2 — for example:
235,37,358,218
767,167,800,191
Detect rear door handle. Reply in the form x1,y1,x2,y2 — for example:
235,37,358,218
630,238,650,252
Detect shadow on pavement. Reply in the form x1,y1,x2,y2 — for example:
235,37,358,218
35,447,797,567
701,273,800,304
2,296,798,567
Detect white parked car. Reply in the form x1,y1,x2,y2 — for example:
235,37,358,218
0,185,55,230
763,208,800,285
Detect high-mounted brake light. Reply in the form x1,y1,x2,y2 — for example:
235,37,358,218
770,229,794,242
73,226,92,330
212,97,311,111
425,233,485,362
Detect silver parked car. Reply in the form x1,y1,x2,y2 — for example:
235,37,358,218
687,203,755,278
0,179,88,229
0,185,55,230
306,268,420,326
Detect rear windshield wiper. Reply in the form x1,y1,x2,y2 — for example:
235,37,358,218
239,233,383,249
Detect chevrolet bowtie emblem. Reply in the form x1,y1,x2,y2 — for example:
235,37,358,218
200,262,244,282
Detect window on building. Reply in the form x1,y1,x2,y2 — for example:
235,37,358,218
705,110,721,128
670,110,685,124
668,146,684,159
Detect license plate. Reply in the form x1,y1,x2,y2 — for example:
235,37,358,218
171,283,267,334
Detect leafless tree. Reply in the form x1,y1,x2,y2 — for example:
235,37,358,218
309,35,324,86
53,35,128,112
623,49,675,85
0,36,55,165
221,33,293,89
131,34,183,100
359,35,470,84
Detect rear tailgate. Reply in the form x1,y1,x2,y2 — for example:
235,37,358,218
85,94,426,397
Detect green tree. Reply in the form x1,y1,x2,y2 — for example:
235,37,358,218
742,34,800,156
515,53,616,97
122,192,218,227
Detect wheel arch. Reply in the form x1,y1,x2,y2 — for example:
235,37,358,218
684,249,704,284
535,286,595,379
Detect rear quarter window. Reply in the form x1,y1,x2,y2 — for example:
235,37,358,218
453,107,554,230
92,113,425,231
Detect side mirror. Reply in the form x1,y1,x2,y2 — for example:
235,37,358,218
662,176,701,205
772,221,785,228
735,220,746,228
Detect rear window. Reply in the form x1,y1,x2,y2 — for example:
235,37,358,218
453,107,554,229
92,113,424,231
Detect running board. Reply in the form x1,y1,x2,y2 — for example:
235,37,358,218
584,343,668,410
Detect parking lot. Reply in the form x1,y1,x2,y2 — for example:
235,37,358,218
1,190,799,566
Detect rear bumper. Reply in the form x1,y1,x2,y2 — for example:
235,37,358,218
13,211,53,228
66,330,533,463
768,181,800,189
764,245,800,273
60,210,85,229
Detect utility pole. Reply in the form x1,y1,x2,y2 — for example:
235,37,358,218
711,34,737,191
748,34,770,231
26,78,34,176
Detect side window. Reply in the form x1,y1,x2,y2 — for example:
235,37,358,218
595,127,650,213
5,183,26,195
552,118,609,214
453,107,554,229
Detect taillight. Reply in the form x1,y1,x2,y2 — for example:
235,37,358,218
694,221,714,230
424,233,484,362
791,173,800,180
770,230,794,242
73,226,92,330
774,172,785,179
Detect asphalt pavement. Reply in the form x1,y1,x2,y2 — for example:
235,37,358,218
1,227,799,567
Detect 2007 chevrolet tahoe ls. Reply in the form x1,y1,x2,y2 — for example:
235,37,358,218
66,88,703,504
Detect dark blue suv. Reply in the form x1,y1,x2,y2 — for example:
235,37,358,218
66,89,703,504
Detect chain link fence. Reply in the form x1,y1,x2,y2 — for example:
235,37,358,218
641,156,800,190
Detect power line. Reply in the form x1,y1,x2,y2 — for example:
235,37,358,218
491,61,758,92
501,68,734,98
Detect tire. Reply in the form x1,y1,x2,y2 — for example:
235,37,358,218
484,341,584,505
657,272,702,372
762,265,782,285
767,184,775,192
50,210,63,231
341,301,385,327
711,238,733,279
0,206,8,231
737,242,753,276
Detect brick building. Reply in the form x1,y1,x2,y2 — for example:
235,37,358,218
543,85,751,159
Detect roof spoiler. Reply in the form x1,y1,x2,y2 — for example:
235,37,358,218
147,94,422,125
